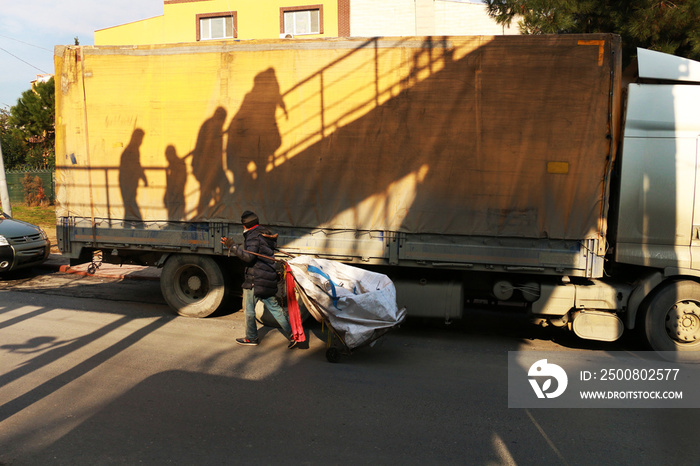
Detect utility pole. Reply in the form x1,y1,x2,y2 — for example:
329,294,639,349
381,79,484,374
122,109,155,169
0,139,12,217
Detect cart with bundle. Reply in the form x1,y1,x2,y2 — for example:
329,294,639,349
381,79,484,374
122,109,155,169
286,256,406,362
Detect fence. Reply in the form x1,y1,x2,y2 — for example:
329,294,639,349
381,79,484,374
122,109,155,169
4,169,55,205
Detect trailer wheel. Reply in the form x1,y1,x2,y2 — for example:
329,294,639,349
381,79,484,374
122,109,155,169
642,280,700,361
160,254,228,318
326,347,341,363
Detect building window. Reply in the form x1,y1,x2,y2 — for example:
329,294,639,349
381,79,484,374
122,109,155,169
280,5,323,36
197,12,237,41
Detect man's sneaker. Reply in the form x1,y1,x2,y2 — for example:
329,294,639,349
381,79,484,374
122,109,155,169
236,337,259,346
288,339,298,349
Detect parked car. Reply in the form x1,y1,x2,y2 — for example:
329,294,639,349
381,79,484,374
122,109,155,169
0,211,51,273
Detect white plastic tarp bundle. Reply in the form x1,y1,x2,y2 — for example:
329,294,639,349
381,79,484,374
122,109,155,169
287,256,406,349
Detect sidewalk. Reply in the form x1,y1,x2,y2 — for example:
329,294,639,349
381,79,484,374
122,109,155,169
41,254,161,281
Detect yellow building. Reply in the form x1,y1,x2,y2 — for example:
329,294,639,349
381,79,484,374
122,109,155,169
95,0,515,45
96,0,349,45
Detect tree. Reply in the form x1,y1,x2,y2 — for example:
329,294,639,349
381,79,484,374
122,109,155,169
0,108,27,170
9,77,55,169
484,0,700,65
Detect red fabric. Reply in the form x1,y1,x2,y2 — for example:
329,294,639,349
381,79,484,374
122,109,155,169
286,264,306,342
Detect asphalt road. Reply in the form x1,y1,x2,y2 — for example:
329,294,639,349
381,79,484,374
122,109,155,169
0,268,697,465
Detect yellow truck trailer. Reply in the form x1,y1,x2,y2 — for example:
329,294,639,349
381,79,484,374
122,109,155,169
54,34,700,358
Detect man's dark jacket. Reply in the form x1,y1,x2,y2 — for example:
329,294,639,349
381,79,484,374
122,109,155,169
232,226,278,298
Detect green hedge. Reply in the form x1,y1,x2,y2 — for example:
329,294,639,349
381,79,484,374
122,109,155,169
5,169,55,204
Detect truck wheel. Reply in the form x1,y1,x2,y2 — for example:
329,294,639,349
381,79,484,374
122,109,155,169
643,280,700,361
160,254,228,318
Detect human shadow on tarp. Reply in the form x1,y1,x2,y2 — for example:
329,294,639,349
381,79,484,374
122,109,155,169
119,128,148,225
163,145,187,221
224,67,288,210
191,107,229,220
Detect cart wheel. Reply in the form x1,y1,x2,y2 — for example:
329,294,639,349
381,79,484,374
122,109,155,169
326,347,341,363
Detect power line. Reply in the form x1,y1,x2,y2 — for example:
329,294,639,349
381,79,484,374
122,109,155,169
0,33,53,52
0,47,49,74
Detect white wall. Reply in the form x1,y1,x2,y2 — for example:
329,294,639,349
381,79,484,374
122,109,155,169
434,1,519,35
350,0,417,37
350,0,518,37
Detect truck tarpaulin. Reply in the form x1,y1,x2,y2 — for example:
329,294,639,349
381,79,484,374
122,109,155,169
54,34,621,241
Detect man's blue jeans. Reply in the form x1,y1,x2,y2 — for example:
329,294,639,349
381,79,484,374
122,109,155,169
243,288,292,340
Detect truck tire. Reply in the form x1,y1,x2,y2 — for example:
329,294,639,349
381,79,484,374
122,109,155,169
642,280,700,361
160,254,229,318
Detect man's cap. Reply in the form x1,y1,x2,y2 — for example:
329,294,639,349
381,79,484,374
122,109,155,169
241,210,259,229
